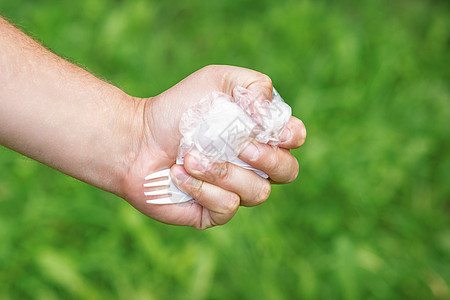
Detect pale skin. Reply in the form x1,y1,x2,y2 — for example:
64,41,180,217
0,17,306,229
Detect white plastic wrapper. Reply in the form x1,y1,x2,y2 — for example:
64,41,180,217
177,86,291,177
232,86,292,145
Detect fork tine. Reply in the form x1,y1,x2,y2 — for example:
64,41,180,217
146,198,172,204
144,169,170,180
146,196,192,204
143,179,170,187
144,190,170,196
144,168,193,204
146,197,189,204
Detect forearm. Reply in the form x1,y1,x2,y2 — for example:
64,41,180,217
0,17,143,195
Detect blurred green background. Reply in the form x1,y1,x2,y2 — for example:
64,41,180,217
0,0,449,299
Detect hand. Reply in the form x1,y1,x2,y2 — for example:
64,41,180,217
121,65,306,229
0,18,305,230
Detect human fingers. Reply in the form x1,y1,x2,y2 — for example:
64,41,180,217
207,65,274,101
170,164,240,229
183,153,271,207
279,116,307,149
238,142,299,184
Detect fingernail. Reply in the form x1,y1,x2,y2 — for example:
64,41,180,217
280,127,292,143
240,141,260,161
172,165,190,185
188,152,210,172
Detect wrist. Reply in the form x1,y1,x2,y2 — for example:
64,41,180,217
115,95,171,203
101,93,148,198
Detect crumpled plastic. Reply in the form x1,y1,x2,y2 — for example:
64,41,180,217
177,86,292,177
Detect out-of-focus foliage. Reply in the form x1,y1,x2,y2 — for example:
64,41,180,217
0,0,448,299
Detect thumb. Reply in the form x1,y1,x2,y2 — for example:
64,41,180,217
217,65,274,101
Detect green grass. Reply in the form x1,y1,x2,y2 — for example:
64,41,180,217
0,0,449,299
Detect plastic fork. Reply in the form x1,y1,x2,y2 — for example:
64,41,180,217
144,160,268,205
144,168,192,204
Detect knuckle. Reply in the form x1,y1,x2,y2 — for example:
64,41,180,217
295,137,306,148
211,162,232,181
294,119,307,148
193,208,213,230
256,73,273,97
255,181,271,205
190,178,204,200
259,73,273,87
287,160,300,183
194,224,208,231
202,64,226,76
222,193,240,213
199,65,220,80
252,71,272,86
201,64,215,72
294,135,306,149
265,151,280,174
